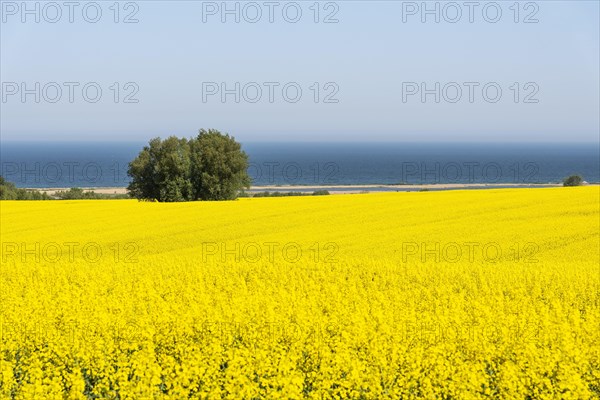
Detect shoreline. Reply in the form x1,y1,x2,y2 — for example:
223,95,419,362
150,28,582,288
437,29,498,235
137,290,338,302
24,182,595,196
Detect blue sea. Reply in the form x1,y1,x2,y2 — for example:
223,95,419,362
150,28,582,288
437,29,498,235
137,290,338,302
1,142,598,188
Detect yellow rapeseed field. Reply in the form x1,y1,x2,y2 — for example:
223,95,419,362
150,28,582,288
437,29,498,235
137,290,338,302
1,187,599,399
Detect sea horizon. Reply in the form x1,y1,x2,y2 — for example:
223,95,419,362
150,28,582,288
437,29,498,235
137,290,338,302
2,141,598,188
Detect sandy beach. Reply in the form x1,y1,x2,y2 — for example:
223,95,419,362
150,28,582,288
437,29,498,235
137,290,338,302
26,182,580,197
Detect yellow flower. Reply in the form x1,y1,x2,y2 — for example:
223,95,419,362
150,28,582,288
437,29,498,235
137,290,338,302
1,187,598,398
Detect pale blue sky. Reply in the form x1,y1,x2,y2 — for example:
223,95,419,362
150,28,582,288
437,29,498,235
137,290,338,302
1,1,599,142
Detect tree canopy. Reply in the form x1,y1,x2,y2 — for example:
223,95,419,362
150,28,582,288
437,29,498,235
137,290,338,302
563,175,584,187
127,129,250,201
0,176,52,200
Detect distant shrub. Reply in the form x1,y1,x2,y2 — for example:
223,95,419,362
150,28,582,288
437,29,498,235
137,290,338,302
250,190,330,197
54,188,130,200
0,176,52,200
563,175,584,187
252,191,305,198
54,188,85,199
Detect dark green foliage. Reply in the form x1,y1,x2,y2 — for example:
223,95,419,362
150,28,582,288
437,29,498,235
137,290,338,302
127,136,192,202
127,129,250,202
0,177,128,200
250,190,330,198
0,176,52,200
190,129,251,201
54,187,87,199
563,175,584,187
54,188,130,200
251,191,306,198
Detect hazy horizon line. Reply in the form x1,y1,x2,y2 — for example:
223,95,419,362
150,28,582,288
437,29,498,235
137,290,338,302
2,139,599,145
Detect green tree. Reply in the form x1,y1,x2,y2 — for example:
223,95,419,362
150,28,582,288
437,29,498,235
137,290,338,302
0,176,52,200
127,136,192,202
128,138,163,201
563,175,584,187
190,129,250,201
0,176,17,200
55,187,85,199
127,130,250,202
155,137,193,202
